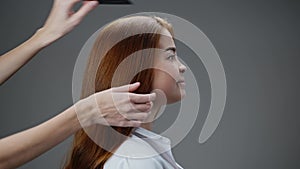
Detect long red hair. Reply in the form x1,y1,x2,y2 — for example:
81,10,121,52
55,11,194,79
63,16,174,169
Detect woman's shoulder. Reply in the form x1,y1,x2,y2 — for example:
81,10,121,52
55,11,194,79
112,134,159,158
104,153,164,169
104,129,184,169
104,136,165,169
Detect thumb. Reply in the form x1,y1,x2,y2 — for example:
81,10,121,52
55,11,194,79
70,1,98,24
113,82,141,92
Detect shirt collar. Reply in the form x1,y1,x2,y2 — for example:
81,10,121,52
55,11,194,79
133,127,171,144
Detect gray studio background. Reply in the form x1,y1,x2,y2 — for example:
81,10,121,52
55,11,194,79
0,0,299,169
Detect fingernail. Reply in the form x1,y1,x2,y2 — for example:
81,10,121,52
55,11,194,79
151,93,156,99
147,102,153,109
135,121,142,127
89,1,99,6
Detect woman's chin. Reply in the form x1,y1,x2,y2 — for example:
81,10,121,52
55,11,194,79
166,93,186,104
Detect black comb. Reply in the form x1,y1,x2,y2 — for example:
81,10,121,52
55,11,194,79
97,0,132,4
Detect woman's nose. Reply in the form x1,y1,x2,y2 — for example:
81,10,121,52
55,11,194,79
179,62,187,73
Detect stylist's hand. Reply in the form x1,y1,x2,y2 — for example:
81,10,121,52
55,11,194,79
75,82,156,128
36,0,99,47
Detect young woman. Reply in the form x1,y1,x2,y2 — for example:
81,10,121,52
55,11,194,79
0,1,155,169
64,15,186,169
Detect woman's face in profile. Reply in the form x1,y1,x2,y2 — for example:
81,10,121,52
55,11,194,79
152,28,187,104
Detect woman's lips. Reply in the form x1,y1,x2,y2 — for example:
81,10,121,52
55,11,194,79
177,80,186,87
177,79,185,83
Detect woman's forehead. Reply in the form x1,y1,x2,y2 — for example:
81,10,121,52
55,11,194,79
158,28,175,49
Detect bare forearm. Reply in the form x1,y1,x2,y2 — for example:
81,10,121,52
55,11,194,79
0,0,99,85
0,29,51,85
0,82,155,169
0,106,81,169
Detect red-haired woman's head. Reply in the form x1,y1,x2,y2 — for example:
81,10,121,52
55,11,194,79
63,15,186,169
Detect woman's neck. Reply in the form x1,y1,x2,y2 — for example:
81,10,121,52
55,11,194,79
141,123,152,130
140,95,164,130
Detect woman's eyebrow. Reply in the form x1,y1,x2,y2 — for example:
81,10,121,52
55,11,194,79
164,47,176,53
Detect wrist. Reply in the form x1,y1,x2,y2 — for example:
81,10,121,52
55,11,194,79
74,97,98,128
29,28,60,49
65,105,83,133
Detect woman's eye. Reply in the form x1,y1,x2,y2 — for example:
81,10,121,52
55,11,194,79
167,55,176,60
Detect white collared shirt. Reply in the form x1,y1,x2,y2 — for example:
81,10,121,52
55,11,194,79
104,127,184,169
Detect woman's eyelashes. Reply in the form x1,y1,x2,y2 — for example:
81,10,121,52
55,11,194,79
167,54,176,60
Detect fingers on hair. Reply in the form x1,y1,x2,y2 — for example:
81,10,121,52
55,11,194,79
113,82,140,92
130,93,156,103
